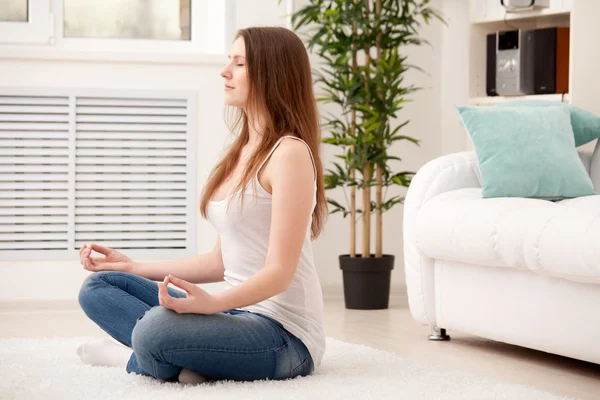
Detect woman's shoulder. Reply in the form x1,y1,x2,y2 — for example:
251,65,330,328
270,135,316,181
274,135,307,155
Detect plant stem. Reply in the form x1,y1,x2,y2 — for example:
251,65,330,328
350,0,358,258
375,0,383,258
362,164,371,258
362,0,372,258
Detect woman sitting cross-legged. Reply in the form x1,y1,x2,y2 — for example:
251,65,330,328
76,26,328,384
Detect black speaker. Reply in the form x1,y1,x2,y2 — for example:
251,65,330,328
486,33,497,96
532,27,557,94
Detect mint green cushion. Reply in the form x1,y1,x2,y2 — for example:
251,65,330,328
495,100,600,147
457,105,595,199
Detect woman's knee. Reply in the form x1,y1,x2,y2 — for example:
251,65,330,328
78,271,134,303
78,271,110,309
131,306,174,355
131,306,183,379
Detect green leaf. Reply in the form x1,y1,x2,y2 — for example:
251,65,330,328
289,0,447,226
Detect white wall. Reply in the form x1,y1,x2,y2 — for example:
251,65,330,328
570,0,600,155
439,0,471,155
0,0,447,302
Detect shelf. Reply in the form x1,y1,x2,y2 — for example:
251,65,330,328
468,93,570,106
472,8,570,25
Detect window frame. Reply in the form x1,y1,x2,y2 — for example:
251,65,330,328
0,0,53,44
0,0,237,55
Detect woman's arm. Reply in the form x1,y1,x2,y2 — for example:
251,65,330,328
131,235,225,284
212,139,315,312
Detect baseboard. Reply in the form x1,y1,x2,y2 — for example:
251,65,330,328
322,284,407,299
0,285,407,312
0,299,81,313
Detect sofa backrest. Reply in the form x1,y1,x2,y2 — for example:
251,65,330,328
591,140,600,192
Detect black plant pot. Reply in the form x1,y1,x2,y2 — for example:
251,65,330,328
339,254,395,310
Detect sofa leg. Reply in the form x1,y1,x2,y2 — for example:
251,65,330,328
428,326,450,341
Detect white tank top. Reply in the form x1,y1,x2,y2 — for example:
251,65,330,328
206,135,326,368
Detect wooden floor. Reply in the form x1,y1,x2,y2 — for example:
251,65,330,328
1,294,599,399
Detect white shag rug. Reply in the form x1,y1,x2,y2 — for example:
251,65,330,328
0,337,573,400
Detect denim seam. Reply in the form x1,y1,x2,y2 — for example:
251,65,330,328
151,356,160,378
290,358,308,379
163,338,291,356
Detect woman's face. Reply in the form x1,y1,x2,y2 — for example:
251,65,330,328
220,37,249,108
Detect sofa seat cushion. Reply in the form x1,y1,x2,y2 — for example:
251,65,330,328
416,188,600,284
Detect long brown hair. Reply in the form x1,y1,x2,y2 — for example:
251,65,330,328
199,26,327,240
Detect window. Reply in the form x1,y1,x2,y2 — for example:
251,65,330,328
0,0,234,54
0,0,28,22
63,0,191,41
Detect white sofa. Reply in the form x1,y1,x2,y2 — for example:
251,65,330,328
403,141,600,364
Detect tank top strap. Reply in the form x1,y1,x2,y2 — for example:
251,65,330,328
256,135,317,182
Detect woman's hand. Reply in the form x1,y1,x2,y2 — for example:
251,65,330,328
158,274,220,315
79,243,136,273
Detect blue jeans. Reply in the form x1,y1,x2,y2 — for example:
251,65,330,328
78,271,314,382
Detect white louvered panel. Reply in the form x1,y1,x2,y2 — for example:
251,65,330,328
0,156,71,164
79,107,186,116
0,224,66,232
2,232,65,241
0,207,67,215
76,198,187,207
0,147,70,156
75,223,186,231
76,157,186,165
76,206,185,215
1,182,69,190
0,174,68,181
0,140,69,148
0,191,67,198
77,174,186,182
76,148,187,157
76,231,187,241
0,164,69,173
4,216,67,224
74,95,191,252
1,114,70,122
0,241,70,250
76,181,187,190
0,94,70,252
77,140,187,149
75,132,188,141
0,106,68,114
0,88,197,261
76,215,188,223
77,115,187,124
76,123,186,132
76,98,187,107
74,240,185,249
76,190,185,198
0,123,71,131
0,97,70,105
1,198,68,207
77,165,187,174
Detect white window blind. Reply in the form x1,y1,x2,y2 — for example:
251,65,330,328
0,88,197,261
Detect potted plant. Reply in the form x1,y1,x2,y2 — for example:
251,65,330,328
287,0,445,309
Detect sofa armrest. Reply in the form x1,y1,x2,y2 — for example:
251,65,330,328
591,140,600,191
403,151,481,326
